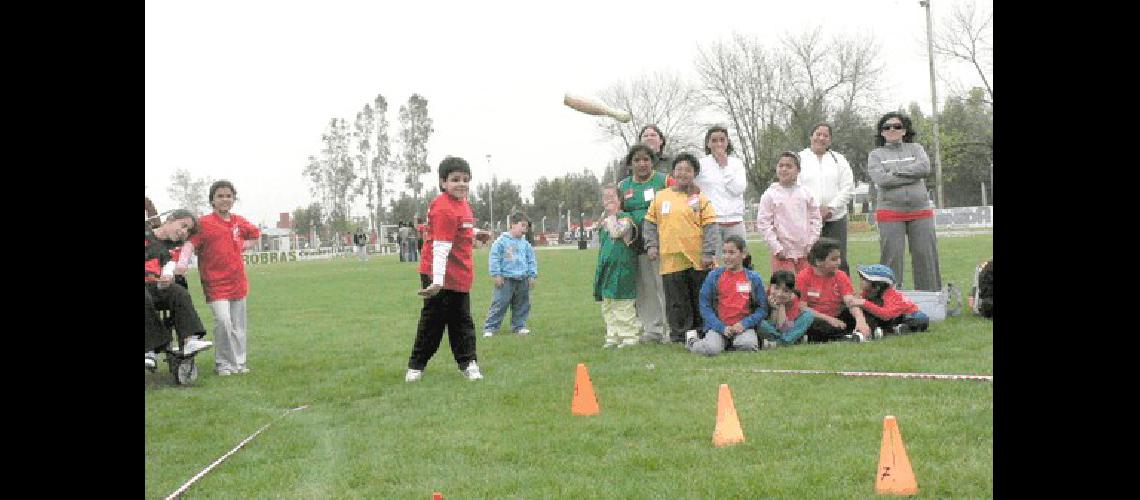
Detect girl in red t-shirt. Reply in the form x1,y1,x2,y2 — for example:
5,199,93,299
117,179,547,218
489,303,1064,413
757,270,815,346
178,180,261,376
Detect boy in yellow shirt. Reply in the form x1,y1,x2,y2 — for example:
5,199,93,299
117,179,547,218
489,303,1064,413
643,152,720,343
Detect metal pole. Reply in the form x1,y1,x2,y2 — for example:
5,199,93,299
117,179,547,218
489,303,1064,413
922,0,945,209
485,154,493,230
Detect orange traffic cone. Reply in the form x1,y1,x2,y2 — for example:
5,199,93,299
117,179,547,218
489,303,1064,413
875,415,918,495
432,492,442,500
571,363,600,416
712,383,745,447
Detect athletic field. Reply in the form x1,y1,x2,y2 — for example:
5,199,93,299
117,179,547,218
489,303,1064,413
145,233,993,498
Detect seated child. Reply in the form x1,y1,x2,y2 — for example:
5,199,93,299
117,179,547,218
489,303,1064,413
686,235,767,356
795,237,872,342
845,264,930,335
756,270,815,347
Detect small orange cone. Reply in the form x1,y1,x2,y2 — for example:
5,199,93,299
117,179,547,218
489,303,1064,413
432,493,442,500
712,384,745,447
875,415,918,495
571,363,600,416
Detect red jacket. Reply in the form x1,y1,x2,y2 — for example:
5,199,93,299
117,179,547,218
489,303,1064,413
860,287,920,320
188,212,260,301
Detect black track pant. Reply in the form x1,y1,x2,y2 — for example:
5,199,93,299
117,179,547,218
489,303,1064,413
145,282,206,353
407,274,477,371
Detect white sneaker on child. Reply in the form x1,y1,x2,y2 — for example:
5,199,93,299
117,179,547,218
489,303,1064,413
515,328,531,336
405,369,423,382
461,362,483,381
483,331,494,337
182,337,213,356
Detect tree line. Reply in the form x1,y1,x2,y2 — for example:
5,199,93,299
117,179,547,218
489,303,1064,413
199,2,991,243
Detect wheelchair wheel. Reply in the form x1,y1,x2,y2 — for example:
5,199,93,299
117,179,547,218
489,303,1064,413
171,356,198,385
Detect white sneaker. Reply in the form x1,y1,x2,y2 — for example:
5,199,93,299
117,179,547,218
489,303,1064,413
516,328,531,336
603,342,617,349
797,335,809,344
237,366,251,374
216,368,234,376
182,337,213,356
461,361,484,381
684,330,699,343
761,338,778,350
850,331,866,343
145,352,157,370
873,327,884,340
405,369,423,382
483,331,494,337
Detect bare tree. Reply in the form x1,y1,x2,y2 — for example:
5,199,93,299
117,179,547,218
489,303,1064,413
933,0,993,104
696,30,883,195
397,94,434,215
596,70,707,155
352,94,393,232
695,33,789,194
166,168,213,215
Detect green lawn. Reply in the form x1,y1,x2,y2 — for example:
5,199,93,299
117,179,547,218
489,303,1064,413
145,233,993,498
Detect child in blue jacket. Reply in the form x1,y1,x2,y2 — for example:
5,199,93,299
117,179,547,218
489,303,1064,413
483,212,538,336
686,235,768,356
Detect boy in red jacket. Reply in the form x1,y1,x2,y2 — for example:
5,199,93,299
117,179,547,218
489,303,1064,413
406,157,482,383
845,264,930,335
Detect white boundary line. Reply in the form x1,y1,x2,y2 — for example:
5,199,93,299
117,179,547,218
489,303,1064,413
165,405,309,500
696,368,992,382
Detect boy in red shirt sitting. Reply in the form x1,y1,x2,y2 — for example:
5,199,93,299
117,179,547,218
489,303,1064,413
845,264,930,335
795,237,873,342
406,157,483,382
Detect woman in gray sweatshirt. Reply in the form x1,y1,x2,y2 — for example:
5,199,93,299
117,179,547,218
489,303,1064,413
866,112,942,291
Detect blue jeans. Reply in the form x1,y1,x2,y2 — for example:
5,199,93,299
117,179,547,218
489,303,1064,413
483,277,531,332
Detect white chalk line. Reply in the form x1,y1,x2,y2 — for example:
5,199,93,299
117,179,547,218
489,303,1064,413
695,368,992,382
165,405,310,500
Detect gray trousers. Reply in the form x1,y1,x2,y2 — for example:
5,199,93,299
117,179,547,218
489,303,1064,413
877,217,942,291
821,216,849,274
687,329,759,356
210,298,248,372
635,254,669,342
713,223,746,262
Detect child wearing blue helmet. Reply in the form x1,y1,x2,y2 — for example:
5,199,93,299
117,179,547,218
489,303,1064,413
845,264,930,335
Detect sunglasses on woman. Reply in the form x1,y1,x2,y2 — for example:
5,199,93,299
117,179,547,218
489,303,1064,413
880,123,905,131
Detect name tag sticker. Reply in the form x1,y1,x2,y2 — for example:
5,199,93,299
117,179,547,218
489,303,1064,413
461,222,474,228
643,189,655,201
660,201,671,214
736,282,751,293
807,291,820,297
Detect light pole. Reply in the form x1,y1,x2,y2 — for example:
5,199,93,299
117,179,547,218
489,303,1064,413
485,154,494,231
921,0,945,209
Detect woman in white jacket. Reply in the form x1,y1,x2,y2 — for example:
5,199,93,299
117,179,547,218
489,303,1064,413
797,123,856,274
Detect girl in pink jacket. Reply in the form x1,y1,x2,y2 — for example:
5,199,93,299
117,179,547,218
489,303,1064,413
756,152,823,274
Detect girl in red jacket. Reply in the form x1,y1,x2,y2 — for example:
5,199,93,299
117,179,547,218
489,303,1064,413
178,180,261,376
845,264,929,335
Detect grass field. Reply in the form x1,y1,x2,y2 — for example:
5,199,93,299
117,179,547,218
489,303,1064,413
145,233,993,498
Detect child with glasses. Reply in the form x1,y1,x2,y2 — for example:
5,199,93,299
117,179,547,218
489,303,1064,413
756,151,822,274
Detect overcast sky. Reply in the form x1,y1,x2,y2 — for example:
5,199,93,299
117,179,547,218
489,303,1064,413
145,0,991,226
